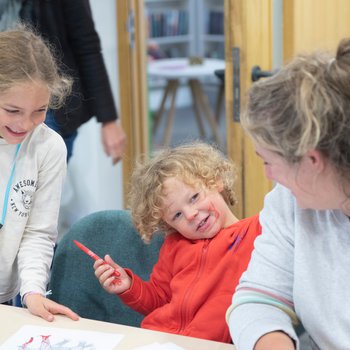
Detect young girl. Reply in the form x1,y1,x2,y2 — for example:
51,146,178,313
0,26,78,321
227,38,350,349
94,142,261,343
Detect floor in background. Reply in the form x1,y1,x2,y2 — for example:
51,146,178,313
151,86,227,153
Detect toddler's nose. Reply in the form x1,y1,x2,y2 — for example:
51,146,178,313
184,208,198,221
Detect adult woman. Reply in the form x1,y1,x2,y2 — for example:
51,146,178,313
227,38,350,349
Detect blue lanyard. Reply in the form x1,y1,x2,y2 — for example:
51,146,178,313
0,143,21,229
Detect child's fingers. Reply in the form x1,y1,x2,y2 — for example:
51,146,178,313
102,275,117,289
104,254,119,268
94,257,121,277
98,265,116,283
94,262,112,279
93,259,105,270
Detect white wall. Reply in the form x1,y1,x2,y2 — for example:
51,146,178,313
58,0,123,238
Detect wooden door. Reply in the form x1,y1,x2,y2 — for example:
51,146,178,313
116,0,148,202
117,0,273,215
225,0,273,218
224,0,350,219
284,0,350,59
117,0,350,214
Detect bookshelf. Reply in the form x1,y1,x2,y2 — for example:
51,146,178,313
197,0,225,58
145,0,224,110
145,0,196,58
145,0,224,59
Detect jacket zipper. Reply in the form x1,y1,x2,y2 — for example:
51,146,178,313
178,240,210,333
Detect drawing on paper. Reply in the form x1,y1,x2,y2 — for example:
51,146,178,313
0,325,123,350
17,333,96,349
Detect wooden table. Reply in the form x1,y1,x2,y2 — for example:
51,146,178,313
0,305,235,350
148,58,225,147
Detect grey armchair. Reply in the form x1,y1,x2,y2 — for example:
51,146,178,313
48,210,163,326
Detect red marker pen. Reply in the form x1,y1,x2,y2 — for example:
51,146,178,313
73,240,102,261
73,240,121,282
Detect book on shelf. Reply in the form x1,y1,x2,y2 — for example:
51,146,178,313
148,9,189,38
207,10,224,35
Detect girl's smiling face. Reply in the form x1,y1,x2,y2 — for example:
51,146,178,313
0,81,50,144
161,177,237,240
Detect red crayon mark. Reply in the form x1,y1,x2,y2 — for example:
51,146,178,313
209,202,219,219
22,337,34,346
41,335,51,347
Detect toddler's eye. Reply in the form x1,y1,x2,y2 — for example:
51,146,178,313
190,193,199,202
173,212,182,220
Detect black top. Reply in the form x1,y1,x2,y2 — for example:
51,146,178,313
22,0,119,136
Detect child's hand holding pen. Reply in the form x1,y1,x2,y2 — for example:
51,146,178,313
73,240,131,294
93,255,132,294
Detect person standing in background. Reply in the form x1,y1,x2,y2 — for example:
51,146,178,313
0,0,126,163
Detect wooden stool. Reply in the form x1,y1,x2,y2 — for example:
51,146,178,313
148,58,225,147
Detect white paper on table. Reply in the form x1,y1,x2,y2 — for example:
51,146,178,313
0,325,124,349
133,342,185,350
132,343,163,350
160,343,185,350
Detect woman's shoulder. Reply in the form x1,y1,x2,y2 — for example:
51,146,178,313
266,184,294,201
262,185,296,213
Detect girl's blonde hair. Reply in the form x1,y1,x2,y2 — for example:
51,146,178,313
128,142,238,243
0,24,72,107
242,38,350,193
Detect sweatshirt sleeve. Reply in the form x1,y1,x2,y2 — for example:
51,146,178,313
227,185,299,350
17,130,67,297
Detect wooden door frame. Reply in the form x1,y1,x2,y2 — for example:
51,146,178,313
116,0,148,204
225,0,273,218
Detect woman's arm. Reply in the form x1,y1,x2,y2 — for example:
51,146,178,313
228,185,299,349
255,332,295,350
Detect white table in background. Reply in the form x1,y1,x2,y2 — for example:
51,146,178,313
148,58,225,147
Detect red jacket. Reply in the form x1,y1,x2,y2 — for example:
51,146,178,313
119,215,261,343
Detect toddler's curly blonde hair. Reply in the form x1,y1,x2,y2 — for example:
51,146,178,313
128,142,238,243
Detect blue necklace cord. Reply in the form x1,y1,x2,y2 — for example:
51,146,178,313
0,143,21,229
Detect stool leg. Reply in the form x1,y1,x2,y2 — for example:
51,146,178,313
153,80,173,135
162,80,179,146
189,79,206,138
192,80,222,148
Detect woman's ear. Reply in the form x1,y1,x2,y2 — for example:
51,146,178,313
304,149,325,173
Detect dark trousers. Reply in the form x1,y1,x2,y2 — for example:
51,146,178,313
45,110,78,162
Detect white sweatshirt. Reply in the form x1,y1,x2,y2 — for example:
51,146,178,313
227,184,350,350
0,124,66,303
